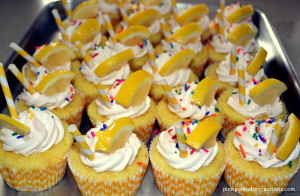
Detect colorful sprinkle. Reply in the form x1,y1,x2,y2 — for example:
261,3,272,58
239,144,246,158
203,149,209,153
31,106,36,109
171,135,177,140
100,124,107,131
12,133,18,136
254,143,258,147
205,111,210,115
182,107,186,111
91,132,96,138
258,134,265,143
288,161,292,168
243,126,247,131
187,127,191,134
168,129,173,133
65,98,70,101
153,130,159,135
235,131,242,136
215,107,220,112
190,149,195,155
175,143,179,148
232,91,238,94
40,107,47,111
29,113,34,120
91,53,99,58
79,67,83,70
247,99,251,105
137,162,143,165
17,136,24,139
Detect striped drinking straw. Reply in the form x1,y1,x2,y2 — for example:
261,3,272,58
95,81,112,108
230,48,236,75
74,41,90,64
0,63,18,119
174,122,188,158
60,0,72,18
160,19,173,43
117,0,129,24
68,124,95,161
220,0,225,13
160,79,180,110
146,42,158,73
8,64,36,95
52,9,70,42
217,10,225,42
237,57,246,106
9,42,41,67
266,122,282,158
103,14,118,44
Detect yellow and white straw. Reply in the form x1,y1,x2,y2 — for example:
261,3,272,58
174,122,188,158
52,9,70,42
266,122,282,158
160,19,172,43
60,0,72,18
103,14,118,44
237,56,246,106
75,41,90,64
0,63,18,119
117,0,129,24
95,81,112,108
68,124,95,161
230,48,236,75
8,64,36,95
160,79,180,110
220,0,225,13
217,10,225,41
9,42,41,67
146,42,158,73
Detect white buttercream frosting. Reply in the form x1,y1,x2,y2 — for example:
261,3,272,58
0,108,64,156
161,38,203,54
233,118,300,168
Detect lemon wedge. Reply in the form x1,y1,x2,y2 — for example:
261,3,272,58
276,113,300,160
171,23,202,45
227,23,257,46
178,4,209,25
247,47,267,75
115,70,154,107
191,77,221,106
249,78,287,106
185,117,222,150
159,49,195,76
72,0,98,20
117,25,151,46
139,0,163,6
128,9,160,27
0,114,30,136
94,48,134,78
226,5,254,24
34,42,75,71
95,117,134,153
71,19,101,45
36,70,75,96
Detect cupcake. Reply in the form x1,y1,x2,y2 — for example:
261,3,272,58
68,117,149,196
143,48,198,102
217,78,288,137
150,117,226,196
224,114,300,195
157,78,224,132
87,70,156,142
0,107,73,191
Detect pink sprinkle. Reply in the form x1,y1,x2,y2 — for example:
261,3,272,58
180,47,184,50
243,127,247,131
180,99,183,102
70,93,74,99
187,127,191,134
153,130,159,135
190,149,195,155
168,129,173,133
91,53,99,58
171,135,177,140
91,132,96,138
249,121,254,125
204,149,209,153
35,46,41,50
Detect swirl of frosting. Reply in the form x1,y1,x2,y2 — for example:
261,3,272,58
167,81,218,120
161,38,203,54
210,35,234,53
96,79,151,119
216,53,265,86
227,82,283,118
233,118,300,168
157,122,218,172
142,53,191,86
80,122,141,172
0,108,64,156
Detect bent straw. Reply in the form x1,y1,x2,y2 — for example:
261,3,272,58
60,0,72,18
52,9,70,42
117,0,129,24
10,42,41,67
160,79,180,110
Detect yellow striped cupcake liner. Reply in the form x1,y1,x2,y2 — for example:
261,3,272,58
0,156,67,191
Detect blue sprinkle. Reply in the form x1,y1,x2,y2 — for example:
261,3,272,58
198,106,202,109
170,43,174,49
181,121,185,125
155,55,159,58
176,143,179,148
215,107,220,112
259,153,262,156
144,40,148,46
110,100,114,103
191,91,194,94
79,67,83,70
258,120,266,125
171,31,174,34
17,136,24,139
258,134,265,143
16,97,20,101
100,124,107,131
37,72,40,75
65,98,70,101
40,107,47,111
205,111,210,115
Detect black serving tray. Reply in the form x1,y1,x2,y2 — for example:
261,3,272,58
1,1,300,195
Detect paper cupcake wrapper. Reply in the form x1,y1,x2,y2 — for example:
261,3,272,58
60,100,85,127
190,62,207,78
0,156,67,192
68,153,149,196
225,160,300,196
221,115,239,138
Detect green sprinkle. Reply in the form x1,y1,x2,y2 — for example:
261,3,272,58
174,151,177,154
184,134,187,141
236,57,239,61
247,99,251,105
31,106,36,109
252,132,258,140
215,107,220,112
288,161,292,168
12,132,18,136
232,91,238,94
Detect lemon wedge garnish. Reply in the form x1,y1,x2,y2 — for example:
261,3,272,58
72,0,98,20
117,25,151,46
276,113,300,160
115,70,154,107
227,23,258,46
139,0,163,6
71,19,101,45
247,47,267,75
34,42,75,71
249,78,287,106
226,5,254,24
171,23,202,45
95,117,134,153
191,77,221,107
0,114,30,136
178,4,209,25
185,117,222,150
128,9,160,27
36,70,75,96
94,49,134,78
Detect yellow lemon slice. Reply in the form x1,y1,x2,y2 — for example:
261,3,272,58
128,9,160,27
34,42,76,70
249,78,287,106
159,49,195,76
36,70,75,96
185,117,222,150
139,0,163,6
227,23,258,46
94,49,134,78
276,113,300,160
72,0,98,20
247,47,267,75
178,4,209,25
226,5,254,23
95,117,134,153
115,70,154,107
191,77,221,106
0,114,30,136
117,25,151,46
171,23,202,45
71,19,101,45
